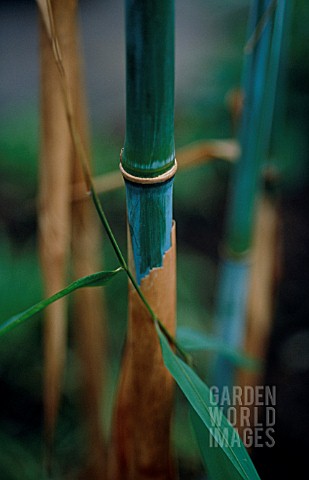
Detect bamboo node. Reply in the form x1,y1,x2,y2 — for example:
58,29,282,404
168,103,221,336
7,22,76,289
119,150,177,185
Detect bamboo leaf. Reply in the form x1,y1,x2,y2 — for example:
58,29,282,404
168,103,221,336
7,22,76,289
177,327,261,371
190,408,243,480
156,325,260,480
0,268,123,336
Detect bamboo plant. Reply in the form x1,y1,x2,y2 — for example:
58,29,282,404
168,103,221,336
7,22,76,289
108,1,177,478
214,0,286,393
237,0,289,394
0,2,265,479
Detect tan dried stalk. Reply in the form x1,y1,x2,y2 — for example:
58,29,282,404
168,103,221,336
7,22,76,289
38,1,106,475
236,193,281,435
69,12,106,476
38,0,73,460
245,194,280,382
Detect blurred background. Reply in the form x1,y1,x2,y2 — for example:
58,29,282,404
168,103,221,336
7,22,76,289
0,0,309,478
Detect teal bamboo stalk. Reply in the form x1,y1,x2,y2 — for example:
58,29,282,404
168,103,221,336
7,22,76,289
260,0,289,168
123,0,176,284
214,0,279,392
234,0,289,397
108,1,177,478
226,0,274,255
270,0,292,160
122,1,175,177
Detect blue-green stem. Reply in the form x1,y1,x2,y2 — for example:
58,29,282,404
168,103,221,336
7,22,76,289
89,185,189,362
123,0,176,283
214,0,277,391
122,0,175,177
226,0,274,255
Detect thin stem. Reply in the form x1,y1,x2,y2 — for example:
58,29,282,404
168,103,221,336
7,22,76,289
89,185,127,269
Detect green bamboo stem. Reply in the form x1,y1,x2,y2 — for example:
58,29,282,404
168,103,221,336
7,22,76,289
123,0,176,284
122,1,175,177
214,0,278,392
225,0,274,256
235,0,289,429
108,2,177,478
122,0,175,321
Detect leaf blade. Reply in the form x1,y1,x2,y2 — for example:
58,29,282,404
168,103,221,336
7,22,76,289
156,325,260,480
0,268,123,336
190,407,242,480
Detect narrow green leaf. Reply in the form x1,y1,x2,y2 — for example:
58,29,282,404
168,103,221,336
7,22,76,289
190,408,243,480
156,325,260,480
177,327,261,371
0,268,123,336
